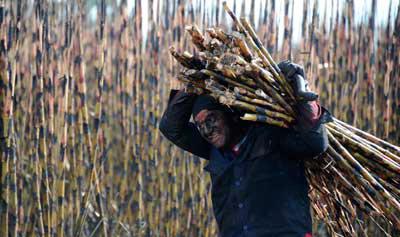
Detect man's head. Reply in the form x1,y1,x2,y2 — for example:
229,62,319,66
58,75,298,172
192,94,232,148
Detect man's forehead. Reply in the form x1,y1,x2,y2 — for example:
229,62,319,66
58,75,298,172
194,109,210,122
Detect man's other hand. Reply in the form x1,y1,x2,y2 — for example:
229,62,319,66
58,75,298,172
277,60,318,102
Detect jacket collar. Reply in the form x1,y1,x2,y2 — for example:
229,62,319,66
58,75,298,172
204,125,261,173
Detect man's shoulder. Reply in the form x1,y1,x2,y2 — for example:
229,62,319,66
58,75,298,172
248,123,282,137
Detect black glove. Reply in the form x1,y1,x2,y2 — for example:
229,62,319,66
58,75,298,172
277,60,318,102
278,60,327,130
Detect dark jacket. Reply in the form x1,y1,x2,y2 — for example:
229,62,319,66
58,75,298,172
159,89,331,237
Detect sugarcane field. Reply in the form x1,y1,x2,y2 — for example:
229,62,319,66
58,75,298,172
1,0,400,236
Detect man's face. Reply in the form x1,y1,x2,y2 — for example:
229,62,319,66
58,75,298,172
194,109,230,148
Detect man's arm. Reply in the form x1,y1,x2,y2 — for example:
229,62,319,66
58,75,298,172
159,89,211,160
279,101,331,159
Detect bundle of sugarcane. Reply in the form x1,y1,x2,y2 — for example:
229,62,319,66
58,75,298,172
169,2,400,236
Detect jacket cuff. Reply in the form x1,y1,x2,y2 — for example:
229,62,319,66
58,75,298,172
295,101,333,131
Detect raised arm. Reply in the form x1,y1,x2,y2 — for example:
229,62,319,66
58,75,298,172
159,89,211,159
279,101,331,159
275,60,331,159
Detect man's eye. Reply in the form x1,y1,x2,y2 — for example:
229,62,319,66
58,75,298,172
205,116,216,124
209,113,219,121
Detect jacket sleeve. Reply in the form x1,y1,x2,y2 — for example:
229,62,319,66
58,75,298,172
279,101,332,159
159,89,211,160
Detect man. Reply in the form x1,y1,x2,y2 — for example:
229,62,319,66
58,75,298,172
159,61,332,237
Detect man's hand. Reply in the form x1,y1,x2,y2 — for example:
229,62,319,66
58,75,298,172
278,60,323,129
277,60,318,102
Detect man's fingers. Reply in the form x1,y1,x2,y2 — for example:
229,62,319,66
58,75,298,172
293,74,318,101
277,61,317,101
293,63,305,77
278,60,305,78
278,60,295,77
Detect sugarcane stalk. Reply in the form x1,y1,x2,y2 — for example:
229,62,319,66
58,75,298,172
0,17,9,237
352,151,399,180
373,174,400,198
333,118,400,155
177,74,206,92
326,145,400,228
215,63,257,88
239,17,295,100
326,125,400,174
329,166,380,214
248,61,280,89
327,132,400,227
201,69,256,93
233,86,259,99
33,3,52,235
0,7,20,233
222,2,284,88
51,3,75,234
233,91,285,113
250,71,296,116
219,52,248,66
219,95,294,123
56,73,69,237
182,51,206,70
10,2,22,234
239,17,280,74
185,25,207,51
213,28,232,45
240,113,289,128
237,75,257,88
170,46,204,70
67,74,80,226
254,89,276,103
231,32,253,61
332,121,400,164
317,183,357,234
215,63,237,79
74,1,108,236
180,68,209,81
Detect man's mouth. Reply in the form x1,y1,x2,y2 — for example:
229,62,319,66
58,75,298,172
209,133,224,147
